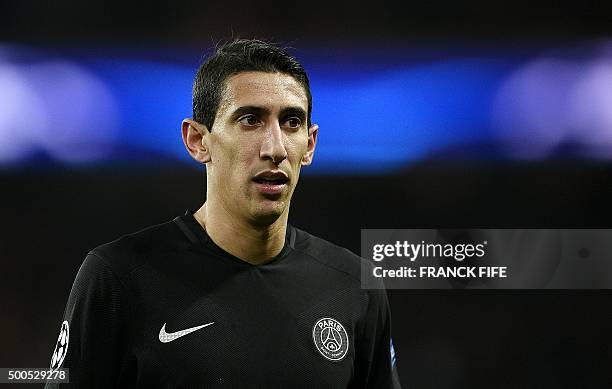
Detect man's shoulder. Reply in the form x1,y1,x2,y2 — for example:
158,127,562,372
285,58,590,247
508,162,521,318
290,226,367,284
88,216,185,276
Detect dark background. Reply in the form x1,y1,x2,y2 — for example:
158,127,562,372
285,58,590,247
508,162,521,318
2,1,612,388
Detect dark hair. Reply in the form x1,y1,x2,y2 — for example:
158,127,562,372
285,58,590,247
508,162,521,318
192,39,312,132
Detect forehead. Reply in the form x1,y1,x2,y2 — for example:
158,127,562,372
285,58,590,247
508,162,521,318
218,71,308,114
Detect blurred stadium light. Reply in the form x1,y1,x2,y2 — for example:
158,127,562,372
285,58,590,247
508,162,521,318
1,42,611,173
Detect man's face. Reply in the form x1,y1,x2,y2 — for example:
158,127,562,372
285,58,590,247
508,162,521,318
204,71,317,225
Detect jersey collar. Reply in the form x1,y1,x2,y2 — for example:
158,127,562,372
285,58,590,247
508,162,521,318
174,210,295,267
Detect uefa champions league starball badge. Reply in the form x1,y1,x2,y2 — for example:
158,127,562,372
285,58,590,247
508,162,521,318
50,321,69,371
312,317,349,361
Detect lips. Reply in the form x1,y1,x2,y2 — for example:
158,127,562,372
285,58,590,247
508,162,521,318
253,178,288,185
252,170,289,196
252,171,289,185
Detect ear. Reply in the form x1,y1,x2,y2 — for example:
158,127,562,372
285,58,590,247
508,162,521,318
301,123,318,166
181,119,211,163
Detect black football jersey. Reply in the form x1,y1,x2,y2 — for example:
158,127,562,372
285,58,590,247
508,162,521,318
45,210,401,388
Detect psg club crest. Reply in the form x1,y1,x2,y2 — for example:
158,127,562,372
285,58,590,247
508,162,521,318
50,320,69,371
312,317,349,361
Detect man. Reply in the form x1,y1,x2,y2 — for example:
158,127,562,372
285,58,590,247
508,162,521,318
46,39,401,388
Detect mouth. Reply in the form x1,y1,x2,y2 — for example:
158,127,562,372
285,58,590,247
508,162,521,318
252,171,289,196
252,177,289,185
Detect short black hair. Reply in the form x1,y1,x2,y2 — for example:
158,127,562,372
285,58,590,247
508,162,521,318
192,39,312,132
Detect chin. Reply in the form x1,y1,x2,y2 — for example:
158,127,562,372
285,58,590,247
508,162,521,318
249,201,288,226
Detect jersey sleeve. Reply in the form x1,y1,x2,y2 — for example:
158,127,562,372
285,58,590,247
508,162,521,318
45,252,133,388
353,287,402,389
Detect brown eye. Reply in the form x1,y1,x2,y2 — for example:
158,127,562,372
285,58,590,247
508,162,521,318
238,115,261,126
284,117,302,129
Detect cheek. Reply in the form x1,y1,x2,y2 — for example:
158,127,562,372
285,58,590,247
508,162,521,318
210,140,240,185
214,133,248,167
218,139,256,185
286,134,309,163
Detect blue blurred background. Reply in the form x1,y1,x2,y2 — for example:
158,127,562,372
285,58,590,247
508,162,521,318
2,1,612,388
2,42,612,171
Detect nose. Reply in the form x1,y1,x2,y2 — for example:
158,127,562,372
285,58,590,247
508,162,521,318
260,121,287,164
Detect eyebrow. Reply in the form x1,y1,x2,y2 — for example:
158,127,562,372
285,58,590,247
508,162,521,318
231,106,307,121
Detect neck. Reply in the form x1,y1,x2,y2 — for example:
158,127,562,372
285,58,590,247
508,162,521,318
193,200,288,265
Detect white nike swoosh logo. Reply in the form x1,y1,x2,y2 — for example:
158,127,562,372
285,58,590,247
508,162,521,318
158,322,214,343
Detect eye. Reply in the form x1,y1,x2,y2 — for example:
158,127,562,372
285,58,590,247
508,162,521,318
283,117,302,129
238,114,261,127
